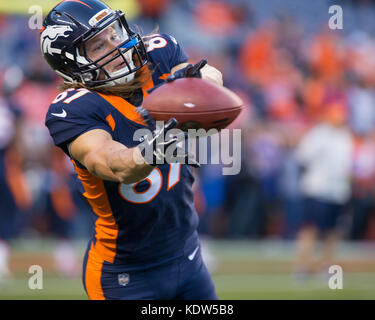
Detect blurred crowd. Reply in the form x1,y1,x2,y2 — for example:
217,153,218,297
1,0,375,249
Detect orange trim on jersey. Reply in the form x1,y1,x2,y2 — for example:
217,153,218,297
106,113,116,131
85,241,105,300
4,148,32,211
72,160,118,263
97,92,146,126
97,66,155,126
158,73,171,81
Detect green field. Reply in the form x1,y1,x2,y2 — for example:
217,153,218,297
1,239,374,300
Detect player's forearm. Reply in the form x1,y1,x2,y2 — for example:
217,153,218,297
83,149,152,184
107,147,154,184
70,129,153,184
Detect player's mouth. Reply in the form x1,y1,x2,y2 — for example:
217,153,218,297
111,61,125,72
114,61,128,71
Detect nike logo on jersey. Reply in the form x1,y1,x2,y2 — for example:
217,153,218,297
51,109,67,118
188,245,199,261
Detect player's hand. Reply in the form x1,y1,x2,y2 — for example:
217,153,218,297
136,107,200,168
146,59,207,94
166,59,207,82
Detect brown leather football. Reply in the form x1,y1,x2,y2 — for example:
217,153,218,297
142,78,243,131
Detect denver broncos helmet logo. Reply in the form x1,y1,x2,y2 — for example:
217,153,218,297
41,25,73,55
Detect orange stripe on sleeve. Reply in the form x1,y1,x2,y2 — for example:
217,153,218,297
72,160,118,263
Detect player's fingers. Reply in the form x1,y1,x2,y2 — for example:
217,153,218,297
170,130,186,142
166,75,175,83
165,118,178,130
159,136,178,146
136,106,156,128
187,59,207,77
173,143,200,168
166,64,193,82
186,147,200,167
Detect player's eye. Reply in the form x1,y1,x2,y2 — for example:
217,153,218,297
110,34,121,42
93,42,104,52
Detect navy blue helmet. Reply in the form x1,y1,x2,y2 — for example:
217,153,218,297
40,0,148,88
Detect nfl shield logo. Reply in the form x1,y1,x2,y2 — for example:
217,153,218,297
118,273,130,287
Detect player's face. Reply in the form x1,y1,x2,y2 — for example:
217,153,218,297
85,21,133,77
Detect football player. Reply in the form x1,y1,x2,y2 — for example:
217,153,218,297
41,0,222,299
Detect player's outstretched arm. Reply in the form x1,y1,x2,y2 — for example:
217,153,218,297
69,129,154,184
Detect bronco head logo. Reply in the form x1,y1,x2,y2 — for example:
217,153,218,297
41,25,73,55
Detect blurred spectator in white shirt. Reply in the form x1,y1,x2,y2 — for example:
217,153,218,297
294,101,353,277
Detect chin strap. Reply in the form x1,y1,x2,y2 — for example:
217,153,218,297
107,60,136,86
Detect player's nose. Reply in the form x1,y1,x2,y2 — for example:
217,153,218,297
107,41,118,55
106,44,121,65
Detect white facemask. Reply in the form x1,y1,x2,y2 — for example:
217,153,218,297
108,58,136,85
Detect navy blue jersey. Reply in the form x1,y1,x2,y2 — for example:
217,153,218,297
45,34,199,268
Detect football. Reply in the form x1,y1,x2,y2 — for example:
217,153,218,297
142,78,243,131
